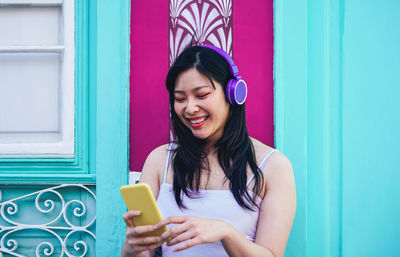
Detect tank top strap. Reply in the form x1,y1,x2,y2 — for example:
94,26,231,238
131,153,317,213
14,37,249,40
246,149,278,187
162,143,176,184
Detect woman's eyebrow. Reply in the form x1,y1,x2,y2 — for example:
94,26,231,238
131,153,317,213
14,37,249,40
192,85,212,92
174,85,211,94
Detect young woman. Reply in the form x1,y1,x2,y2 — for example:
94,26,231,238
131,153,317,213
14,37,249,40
122,45,296,257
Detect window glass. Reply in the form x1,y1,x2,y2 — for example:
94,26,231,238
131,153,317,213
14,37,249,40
0,7,61,45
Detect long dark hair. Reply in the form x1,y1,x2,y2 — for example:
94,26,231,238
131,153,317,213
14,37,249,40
165,45,263,211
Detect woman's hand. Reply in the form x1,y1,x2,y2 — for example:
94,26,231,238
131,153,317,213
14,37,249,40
154,216,231,252
122,210,164,255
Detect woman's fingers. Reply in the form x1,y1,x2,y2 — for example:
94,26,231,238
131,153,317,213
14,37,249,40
127,234,162,246
159,219,189,240
158,216,228,251
173,237,203,252
155,216,187,229
126,227,164,253
134,241,164,252
122,210,142,227
122,210,167,253
127,225,159,237
166,230,196,246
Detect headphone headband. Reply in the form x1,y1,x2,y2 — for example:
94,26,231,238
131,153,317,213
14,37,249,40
200,45,247,105
201,45,239,77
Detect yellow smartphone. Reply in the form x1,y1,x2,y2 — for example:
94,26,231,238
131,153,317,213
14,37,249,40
120,183,167,237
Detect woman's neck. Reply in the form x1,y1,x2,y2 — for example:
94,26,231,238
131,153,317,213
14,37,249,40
203,142,218,154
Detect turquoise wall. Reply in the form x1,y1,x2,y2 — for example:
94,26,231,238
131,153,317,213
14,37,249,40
342,0,400,256
275,0,400,256
94,0,130,255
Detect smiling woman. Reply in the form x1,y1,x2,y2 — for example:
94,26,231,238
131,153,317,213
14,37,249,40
122,45,296,257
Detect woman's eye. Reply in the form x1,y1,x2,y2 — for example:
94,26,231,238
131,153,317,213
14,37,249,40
198,93,210,98
175,98,185,102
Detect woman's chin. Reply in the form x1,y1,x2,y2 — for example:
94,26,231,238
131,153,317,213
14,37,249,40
192,132,208,140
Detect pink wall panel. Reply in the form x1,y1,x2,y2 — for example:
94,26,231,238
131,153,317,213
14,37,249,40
234,0,274,147
130,0,169,171
130,0,273,171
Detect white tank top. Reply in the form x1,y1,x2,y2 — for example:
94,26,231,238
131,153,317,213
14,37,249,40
156,144,276,257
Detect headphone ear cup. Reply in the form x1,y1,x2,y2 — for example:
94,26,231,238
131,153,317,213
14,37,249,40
226,79,247,105
226,79,235,105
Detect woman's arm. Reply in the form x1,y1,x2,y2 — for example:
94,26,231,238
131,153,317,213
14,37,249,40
221,225,275,257
121,144,170,257
237,151,296,257
217,151,296,257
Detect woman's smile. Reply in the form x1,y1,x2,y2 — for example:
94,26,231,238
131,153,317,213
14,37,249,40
187,116,209,128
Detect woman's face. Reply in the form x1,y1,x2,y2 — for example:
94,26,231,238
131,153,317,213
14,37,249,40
174,68,230,145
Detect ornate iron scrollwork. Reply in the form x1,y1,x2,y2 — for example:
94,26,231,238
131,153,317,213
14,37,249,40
0,184,96,257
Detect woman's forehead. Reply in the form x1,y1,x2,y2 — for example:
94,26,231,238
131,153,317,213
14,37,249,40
175,68,214,90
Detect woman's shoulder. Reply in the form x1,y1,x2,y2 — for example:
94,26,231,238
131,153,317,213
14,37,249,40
140,143,174,186
250,137,274,162
150,143,173,154
145,143,173,165
249,137,292,173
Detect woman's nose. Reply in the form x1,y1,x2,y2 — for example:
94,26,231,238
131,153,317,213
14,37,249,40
185,99,200,114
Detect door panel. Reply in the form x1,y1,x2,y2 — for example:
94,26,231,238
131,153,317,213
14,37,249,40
342,1,400,256
275,0,400,256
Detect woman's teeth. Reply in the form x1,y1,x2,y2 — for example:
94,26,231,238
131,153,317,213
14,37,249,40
190,117,206,124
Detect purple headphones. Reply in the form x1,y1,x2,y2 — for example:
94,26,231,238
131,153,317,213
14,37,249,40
201,45,247,105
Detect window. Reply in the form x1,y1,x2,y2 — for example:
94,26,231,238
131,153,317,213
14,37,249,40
0,0,75,158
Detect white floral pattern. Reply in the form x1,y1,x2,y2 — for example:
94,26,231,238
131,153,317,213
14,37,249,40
169,0,233,65
170,0,193,28
209,0,232,27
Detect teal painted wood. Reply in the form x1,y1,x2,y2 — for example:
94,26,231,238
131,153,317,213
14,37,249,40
275,0,344,256
94,0,130,255
306,0,343,256
0,174,96,184
274,0,308,256
274,0,307,254
341,1,400,256
74,0,90,175
275,0,400,256
0,0,92,182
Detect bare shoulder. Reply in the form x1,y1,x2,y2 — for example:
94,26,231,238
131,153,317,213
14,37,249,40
140,143,172,185
250,137,274,163
264,151,293,179
250,137,294,183
145,143,171,163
